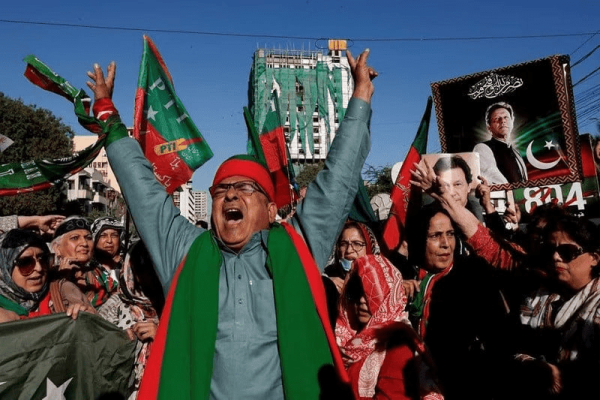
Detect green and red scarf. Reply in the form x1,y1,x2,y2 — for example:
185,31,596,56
139,222,347,399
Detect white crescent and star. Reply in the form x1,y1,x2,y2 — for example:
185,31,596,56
526,140,561,170
42,377,72,400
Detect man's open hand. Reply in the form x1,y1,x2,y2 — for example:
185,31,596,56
86,62,116,101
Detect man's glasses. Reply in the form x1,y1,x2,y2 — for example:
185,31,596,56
14,254,53,276
338,240,366,252
545,243,585,263
209,181,266,199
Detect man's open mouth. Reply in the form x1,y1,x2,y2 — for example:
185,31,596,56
225,208,243,222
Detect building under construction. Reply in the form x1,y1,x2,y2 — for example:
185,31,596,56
248,40,353,167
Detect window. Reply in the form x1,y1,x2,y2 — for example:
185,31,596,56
297,105,304,112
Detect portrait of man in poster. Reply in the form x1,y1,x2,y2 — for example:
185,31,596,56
473,102,528,185
431,55,581,192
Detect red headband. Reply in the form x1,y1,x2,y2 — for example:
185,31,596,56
212,158,275,202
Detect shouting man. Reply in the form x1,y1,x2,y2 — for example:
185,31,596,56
87,48,376,399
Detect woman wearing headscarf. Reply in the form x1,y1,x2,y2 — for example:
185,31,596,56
98,240,164,400
325,221,380,292
0,229,93,322
50,216,118,309
335,253,443,400
91,216,125,281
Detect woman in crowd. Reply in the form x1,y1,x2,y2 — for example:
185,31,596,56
99,240,163,399
325,220,380,293
0,229,93,322
503,215,600,399
91,216,125,280
405,204,508,400
50,216,118,309
322,221,382,328
455,205,600,398
336,253,443,400
420,168,600,398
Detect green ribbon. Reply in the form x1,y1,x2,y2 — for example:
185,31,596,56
0,294,28,316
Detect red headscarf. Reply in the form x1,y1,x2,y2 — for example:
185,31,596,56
335,254,443,399
335,254,409,364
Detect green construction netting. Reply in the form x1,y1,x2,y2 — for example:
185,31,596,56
248,52,351,155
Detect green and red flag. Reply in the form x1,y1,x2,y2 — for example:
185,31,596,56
244,91,298,208
134,35,213,194
23,55,103,135
0,313,135,399
0,140,105,196
0,56,109,196
381,97,432,253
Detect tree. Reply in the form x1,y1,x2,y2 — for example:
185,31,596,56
363,164,394,199
0,92,74,215
294,162,325,188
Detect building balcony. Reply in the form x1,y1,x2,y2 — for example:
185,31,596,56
67,188,93,201
93,193,109,206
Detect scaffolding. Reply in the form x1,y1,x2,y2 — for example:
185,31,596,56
248,46,353,164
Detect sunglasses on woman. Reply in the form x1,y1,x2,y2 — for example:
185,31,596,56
14,254,53,276
544,243,585,263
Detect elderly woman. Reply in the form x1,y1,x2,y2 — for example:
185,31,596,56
336,253,443,400
91,216,125,279
0,229,93,322
51,216,118,309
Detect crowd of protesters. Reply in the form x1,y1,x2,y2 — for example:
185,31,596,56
0,47,598,400
0,213,163,399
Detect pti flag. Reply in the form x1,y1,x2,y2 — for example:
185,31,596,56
0,313,135,399
245,91,298,208
381,97,432,253
0,56,110,196
134,35,213,194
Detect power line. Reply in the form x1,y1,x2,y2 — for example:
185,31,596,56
571,29,600,55
572,44,600,68
574,66,600,87
0,18,598,42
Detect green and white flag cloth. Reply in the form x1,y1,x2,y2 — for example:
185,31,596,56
0,313,135,400
0,56,107,196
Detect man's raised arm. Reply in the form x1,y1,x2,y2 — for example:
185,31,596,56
292,49,377,269
86,62,200,293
